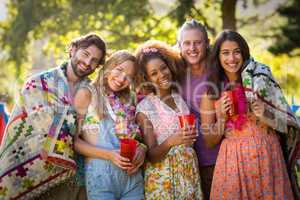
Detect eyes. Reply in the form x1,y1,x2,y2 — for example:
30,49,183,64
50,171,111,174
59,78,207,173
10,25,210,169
182,40,203,47
150,71,157,77
148,64,168,77
112,66,134,81
220,49,241,56
80,50,100,67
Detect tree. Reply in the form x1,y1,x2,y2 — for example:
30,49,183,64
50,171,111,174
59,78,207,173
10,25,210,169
269,0,300,54
0,0,177,77
1,0,300,106
221,0,237,30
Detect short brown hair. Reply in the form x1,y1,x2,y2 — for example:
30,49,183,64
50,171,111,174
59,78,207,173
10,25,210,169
69,33,106,65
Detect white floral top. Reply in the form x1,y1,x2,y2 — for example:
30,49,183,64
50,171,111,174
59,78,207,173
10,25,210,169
136,93,203,200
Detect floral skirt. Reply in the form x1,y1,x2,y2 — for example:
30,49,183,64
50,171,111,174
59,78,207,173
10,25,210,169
144,145,202,200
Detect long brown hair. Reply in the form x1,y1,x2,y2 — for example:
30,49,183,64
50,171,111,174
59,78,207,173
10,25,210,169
207,30,250,99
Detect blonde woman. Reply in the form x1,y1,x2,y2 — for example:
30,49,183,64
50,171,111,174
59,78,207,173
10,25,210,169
74,50,146,200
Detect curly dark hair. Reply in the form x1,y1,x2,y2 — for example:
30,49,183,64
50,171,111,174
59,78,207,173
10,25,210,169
135,40,184,94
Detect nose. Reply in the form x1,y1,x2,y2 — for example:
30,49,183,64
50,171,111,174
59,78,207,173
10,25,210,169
158,70,168,80
117,72,127,82
228,52,236,62
87,57,93,67
82,56,93,68
81,57,89,67
190,42,196,50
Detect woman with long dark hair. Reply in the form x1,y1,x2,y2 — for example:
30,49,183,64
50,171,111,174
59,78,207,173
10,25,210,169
201,30,297,199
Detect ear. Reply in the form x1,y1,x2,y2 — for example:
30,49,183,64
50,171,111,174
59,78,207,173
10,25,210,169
69,46,77,58
177,41,181,49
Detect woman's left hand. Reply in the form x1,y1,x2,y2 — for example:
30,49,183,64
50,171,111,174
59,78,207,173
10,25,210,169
126,145,146,175
251,98,265,118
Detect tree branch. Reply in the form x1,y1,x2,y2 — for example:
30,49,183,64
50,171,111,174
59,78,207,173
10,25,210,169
237,11,277,29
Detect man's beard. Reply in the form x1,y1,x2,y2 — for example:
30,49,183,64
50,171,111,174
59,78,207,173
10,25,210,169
71,59,93,78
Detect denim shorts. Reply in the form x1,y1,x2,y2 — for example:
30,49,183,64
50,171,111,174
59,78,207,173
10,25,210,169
85,159,144,200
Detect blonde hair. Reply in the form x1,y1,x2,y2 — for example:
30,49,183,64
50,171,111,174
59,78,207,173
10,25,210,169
177,19,209,45
93,50,137,119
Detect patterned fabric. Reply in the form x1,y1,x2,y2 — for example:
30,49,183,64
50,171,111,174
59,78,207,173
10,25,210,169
241,58,299,133
210,114,294,200
0,63,88,199
106,91,141,138
241,58,300,198
81,85,142,143
136,93,202,200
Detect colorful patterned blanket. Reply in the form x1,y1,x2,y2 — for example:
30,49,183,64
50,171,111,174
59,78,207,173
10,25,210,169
242,58,300,198
0,64,87,199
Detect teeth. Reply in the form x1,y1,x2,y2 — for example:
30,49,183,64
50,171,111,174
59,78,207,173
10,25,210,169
161,80,169,85
114,81,121,87
79,63,86,70
187,52,198,57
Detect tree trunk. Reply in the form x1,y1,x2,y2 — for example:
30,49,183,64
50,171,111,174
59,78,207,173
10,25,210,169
221,0,237,30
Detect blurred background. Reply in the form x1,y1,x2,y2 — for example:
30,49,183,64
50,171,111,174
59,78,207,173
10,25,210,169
0,0,299,116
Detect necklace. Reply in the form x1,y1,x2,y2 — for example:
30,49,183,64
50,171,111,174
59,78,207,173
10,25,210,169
105,90,141,139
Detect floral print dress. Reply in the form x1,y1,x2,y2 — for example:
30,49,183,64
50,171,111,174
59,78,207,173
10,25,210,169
210,84,293,200
210,113,294,200
136,93,202,200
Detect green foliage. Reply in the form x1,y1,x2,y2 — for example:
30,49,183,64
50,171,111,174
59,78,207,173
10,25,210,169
0,0,150,74
251,40,300,105
1,0,67,76
173,0,195,25
269,0,300,54
0,0,299,107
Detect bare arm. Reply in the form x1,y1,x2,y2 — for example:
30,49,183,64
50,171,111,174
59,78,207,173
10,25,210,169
200,93,229,148
73,88,132,169
73,88,111,159
136,112,196,163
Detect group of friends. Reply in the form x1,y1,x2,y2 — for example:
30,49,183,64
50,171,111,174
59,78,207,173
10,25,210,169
0,19,299,200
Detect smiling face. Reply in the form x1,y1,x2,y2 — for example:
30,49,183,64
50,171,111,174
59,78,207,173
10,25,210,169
219,40,243,81
179,28,207,67
70,44,103,78
107,60,136,92
145,57,172,93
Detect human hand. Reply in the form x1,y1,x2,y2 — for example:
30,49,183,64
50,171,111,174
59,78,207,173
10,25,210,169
109,150,133,170
251,98,265,118
126,145,146,175
215,93,232,120
167,126,197,147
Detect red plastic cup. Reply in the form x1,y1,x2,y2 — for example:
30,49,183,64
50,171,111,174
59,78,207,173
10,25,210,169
120,138,137,161
222,91,236,117
178,114,196,128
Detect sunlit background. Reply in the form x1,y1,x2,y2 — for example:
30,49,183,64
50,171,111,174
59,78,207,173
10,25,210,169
0,0,299,115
